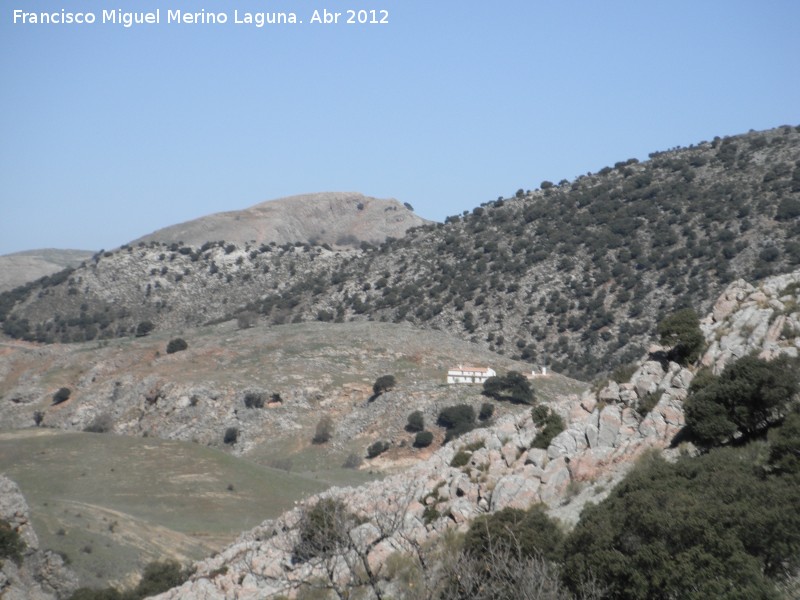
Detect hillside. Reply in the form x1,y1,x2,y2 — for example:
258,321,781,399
130,192,429,249
0,249,93,293
152,269,800,600
2,126,799,379
0,431,326,590
253,125,800,378
0,320,585,475
0,321,584,589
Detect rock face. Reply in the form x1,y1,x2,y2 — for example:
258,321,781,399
700,271,800,373
131,192,430,249
0,476,79,600
153,358,691,599
154,269,800,599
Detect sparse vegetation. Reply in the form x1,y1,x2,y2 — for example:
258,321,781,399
67,559,192,600
3,128,799,381
84,413,114,434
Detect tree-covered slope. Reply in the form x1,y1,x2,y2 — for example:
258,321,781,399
2,125,799,379
255,125,800,378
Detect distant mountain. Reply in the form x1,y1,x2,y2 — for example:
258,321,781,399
2,126,798,381
0,249,93,292
130,192,430,249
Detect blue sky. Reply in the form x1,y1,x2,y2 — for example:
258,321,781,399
1,1,799,254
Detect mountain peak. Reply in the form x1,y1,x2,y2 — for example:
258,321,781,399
131,192,429,248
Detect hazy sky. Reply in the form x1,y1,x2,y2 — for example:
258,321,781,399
2,1,799,255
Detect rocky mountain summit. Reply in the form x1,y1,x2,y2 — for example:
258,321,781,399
130,192,428,249
0,475,79,600
153,269,800,599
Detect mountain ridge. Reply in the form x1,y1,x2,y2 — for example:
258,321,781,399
2,125,799,381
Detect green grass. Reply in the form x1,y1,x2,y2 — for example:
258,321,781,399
0,429,326,588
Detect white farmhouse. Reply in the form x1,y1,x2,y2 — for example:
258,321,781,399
446,365,496,384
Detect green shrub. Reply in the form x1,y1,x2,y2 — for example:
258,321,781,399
531,406,565,449
134,560,191,598
562,448,800,599
684,355,799,446
422,504,440,525
478,402,495,421
135,321,155,337
52,387,71,405
165,338,188,354
657,308,704,365
342,453,363,469
437,404,475,429
372,374,397,395
636,390,663,417
294,498,358,563
243,392,264,409
769,406,800,474
482,371,534,404
0,519,24,564
68,588,122,600
413,430,434,448
437,404,476,443
312,416,334,444
450,450,473,468
366,440,390,458
405,410,424,433
84,413,113,434
223,427,238,445
463,505,564,562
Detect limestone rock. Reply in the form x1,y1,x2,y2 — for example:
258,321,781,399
0,476,79,600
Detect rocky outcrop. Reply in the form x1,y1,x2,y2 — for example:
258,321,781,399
0,476,79,600
154,355,692,599
700,271,800,373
